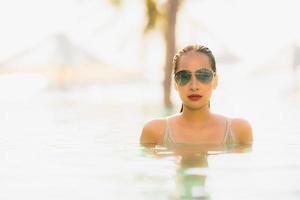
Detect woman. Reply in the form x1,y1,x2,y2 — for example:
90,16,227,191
140,45,253,147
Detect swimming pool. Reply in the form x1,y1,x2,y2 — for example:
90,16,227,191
0,74,300,200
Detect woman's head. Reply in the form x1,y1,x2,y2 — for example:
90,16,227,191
172,45,218,112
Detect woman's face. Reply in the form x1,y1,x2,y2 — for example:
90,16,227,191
175,51,218,111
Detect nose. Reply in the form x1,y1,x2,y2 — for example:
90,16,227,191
190,74,199,91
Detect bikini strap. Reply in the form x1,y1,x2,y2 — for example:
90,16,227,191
163,117,175,145
223,118,236,144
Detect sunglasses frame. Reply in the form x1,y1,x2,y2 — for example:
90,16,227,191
174,68,216,86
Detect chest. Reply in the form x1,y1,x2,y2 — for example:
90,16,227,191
170,123,227,144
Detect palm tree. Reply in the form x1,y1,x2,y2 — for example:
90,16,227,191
110,0,180,109
144,0,180,109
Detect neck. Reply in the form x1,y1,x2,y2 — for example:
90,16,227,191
181,104,213,125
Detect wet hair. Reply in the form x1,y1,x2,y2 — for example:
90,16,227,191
173,44,216,74
172,45,216,112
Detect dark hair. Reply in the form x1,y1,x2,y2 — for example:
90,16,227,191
173,45,216,113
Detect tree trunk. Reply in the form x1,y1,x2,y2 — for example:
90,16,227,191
163,0,178,109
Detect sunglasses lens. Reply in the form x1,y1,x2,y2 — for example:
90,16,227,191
195,69,214,84
175,71,191,86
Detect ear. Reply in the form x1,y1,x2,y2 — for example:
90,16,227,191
212,74,218,89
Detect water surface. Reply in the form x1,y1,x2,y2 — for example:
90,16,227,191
0,79,300,200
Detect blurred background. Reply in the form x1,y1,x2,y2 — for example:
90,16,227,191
1,0,299,137
1,0,300,199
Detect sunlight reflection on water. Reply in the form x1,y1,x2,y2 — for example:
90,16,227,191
0,71,300,199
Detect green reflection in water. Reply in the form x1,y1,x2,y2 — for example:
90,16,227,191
176,152,209,199
141,143,252,199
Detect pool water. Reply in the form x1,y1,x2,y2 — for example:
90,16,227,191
0,72,300,200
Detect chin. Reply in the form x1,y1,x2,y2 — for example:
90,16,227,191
184,104,207,111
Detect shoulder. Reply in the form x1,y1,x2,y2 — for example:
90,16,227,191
140,118,167,146
230,118,253,144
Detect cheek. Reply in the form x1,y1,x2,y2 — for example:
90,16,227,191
205,86,214,98
204,88,214,100
176,86,187,98
204,85,213,93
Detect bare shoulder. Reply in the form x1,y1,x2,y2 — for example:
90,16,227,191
230,118,253,144
140,118,167,146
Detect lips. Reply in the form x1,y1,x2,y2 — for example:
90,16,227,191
188,94,202,101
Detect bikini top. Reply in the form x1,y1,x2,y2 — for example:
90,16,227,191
163,117,236,146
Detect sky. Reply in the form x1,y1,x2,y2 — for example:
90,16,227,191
0,0,300,72
178,0,300,65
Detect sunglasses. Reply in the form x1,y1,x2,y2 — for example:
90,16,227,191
174,68,216,86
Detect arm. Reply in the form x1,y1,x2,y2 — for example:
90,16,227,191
232,118,253,145
139,119,164,147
